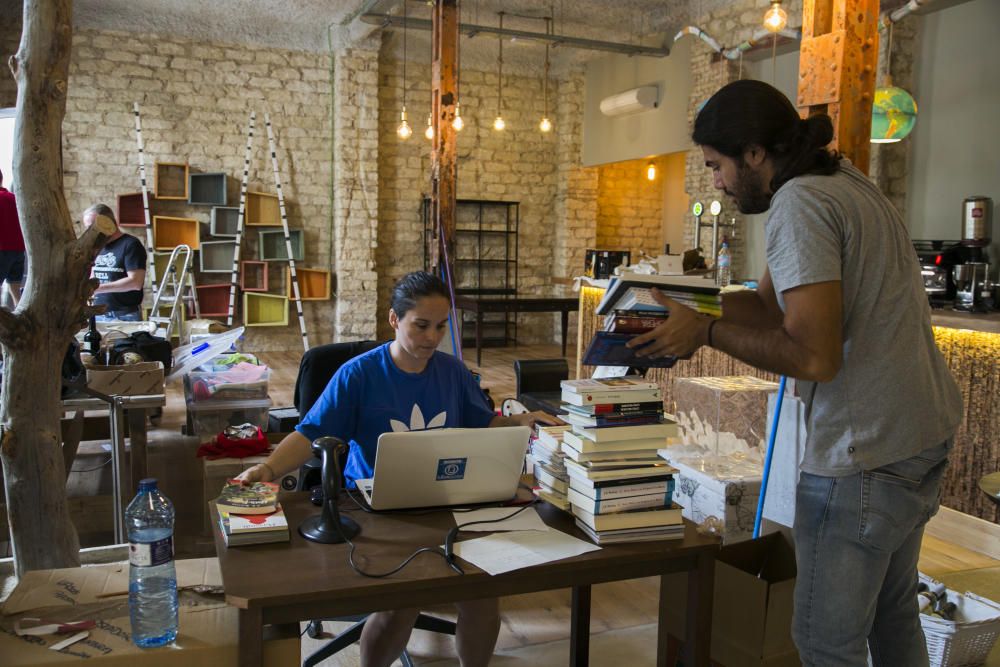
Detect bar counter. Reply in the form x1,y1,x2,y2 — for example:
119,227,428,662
576,285,1000,522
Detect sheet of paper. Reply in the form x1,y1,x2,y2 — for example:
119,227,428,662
452,506,550,532
450,530,601,576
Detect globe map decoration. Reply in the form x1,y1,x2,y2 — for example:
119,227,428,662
871,85,918,143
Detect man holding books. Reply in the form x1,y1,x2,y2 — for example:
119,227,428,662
628,80,962,667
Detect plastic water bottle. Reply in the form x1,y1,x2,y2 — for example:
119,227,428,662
716,238,732,287
126,478,178,648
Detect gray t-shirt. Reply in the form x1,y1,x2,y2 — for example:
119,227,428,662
766,159,962,475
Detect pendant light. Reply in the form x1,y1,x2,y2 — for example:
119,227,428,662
425,113,434,140
493,11,506,132
646,162,656,181
871,21,917,144
452,2,464,132
762,1,787,33
538,17,553,133
397,0,412,140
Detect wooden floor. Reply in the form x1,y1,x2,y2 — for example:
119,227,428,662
47,342,1000,664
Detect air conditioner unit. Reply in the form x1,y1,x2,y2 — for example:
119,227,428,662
600,85,660,117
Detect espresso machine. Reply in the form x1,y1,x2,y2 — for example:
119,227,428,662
953,196,993,312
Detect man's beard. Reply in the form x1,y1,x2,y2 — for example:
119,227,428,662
726,160,772,214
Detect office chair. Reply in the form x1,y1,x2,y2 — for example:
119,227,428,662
292,340,457,667
513,358,569,415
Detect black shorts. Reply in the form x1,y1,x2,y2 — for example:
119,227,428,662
0,251,25,283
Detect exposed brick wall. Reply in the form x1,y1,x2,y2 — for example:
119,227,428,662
596,157,666,259
0,10,18,109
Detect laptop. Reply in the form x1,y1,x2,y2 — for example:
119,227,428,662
355,426,531,510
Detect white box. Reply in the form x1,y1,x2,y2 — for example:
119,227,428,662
761,393,807,529
672,458,764,544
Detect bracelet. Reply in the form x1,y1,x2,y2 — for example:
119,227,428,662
707,318,718,348
259,461,276,481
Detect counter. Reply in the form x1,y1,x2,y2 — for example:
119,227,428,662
576,286,1000,522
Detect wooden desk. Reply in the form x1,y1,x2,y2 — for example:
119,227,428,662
213,494,718,667
454,293,579,366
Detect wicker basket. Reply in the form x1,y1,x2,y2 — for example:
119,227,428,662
920,575,1000,667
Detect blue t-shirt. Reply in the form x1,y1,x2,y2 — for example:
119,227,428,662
295,343,495,485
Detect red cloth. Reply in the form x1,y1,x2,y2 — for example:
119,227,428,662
196,427,269,460
0,188,25,252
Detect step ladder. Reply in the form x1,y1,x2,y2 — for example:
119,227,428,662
148,244,200,339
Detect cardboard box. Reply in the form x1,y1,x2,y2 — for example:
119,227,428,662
86,361,165,396
662,532,800,667
672,458,763,544
674,376,779,457
0,557,298,665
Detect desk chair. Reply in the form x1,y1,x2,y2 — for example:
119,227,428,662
513,358,569,415
292,341,457,667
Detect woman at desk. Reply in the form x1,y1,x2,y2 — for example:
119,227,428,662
238,270,557,667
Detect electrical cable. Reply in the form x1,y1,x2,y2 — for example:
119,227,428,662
71,457,112,473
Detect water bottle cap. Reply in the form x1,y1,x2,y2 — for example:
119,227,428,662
138,478,158,492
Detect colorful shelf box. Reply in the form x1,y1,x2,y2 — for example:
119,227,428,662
246,191,280,226
154,162,189,200
188,172,228,206
200,240,238,273
243,292,288,327
287,267,331,301
152,216,200,250
117,192,147,227
210,207,241,237
197,283,232,318
240,261,268,292
258,229,303,261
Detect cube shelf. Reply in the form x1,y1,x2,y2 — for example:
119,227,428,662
153,216,200,250
200,240,237,273
117,192,147,227
241,261,268,292
153,251,172,282
243,292,288,327
210,207,241,237
288,267,331,301
189,173,227,206
258,229,304,261
154,162,189,200
197,284,232,318
246,192,280,226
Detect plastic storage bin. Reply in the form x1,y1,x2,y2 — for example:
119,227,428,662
920,573,1000,667
184,365,270,403
185,397,272,440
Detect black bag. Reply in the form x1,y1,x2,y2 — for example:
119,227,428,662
110,332,173,373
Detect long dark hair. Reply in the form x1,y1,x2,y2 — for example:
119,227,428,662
390,271,451,319
693,80,840,192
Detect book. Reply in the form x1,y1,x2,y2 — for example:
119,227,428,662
575,519,685,545
604,314,668,334
560,376,659,393
535,486,571,511
221,505,288,534
560,443,669,464
596,273,722,316
560,387,662,407
572,420,680,443
562,401,664,416
215,480,279,515
218,516,290,548
613,288,723,317
580,331,678,370
563,411,663,429
572,504,683,531
564,459,676,482
562,430,668,453
536,424,572,449
533,462,569,494
568,475,674,499
567,487,672,515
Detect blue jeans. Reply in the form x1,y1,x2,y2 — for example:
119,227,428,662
792,441,951,667
96,308,142,322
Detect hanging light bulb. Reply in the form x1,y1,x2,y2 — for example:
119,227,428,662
493,115,506,131
425,113,434,140
494,11,505,132
646,162,656,181
397,107,412,140
452,102,465,131
762,1,787,33
539,117,552,133
539,19,553,134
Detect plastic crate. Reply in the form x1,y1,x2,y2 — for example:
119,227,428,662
184,365,270,403
185,397,272,440
920,573,1000,667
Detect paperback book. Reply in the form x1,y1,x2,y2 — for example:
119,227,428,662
215,480,279,515
580,332,678,369
575,520,685,545
572,504,683,531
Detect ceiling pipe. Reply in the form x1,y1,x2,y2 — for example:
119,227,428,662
360,12,671,58
673,25,801,60
882,0,934,27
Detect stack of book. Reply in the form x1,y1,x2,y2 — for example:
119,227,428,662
528,424,573,510
560,378,684,544
214,480,290,547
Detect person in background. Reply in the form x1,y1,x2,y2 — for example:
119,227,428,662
238,271,559,667
0,168,26,307
84,203,147,321
628,80,962,666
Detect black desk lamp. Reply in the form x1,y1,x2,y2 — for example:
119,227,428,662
299,437,361,543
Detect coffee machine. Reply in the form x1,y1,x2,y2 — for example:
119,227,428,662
952,196,993,312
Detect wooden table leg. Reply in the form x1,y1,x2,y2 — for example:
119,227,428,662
127,408,148,492
238,606,264,667
570,585,591,666
561,310,569,357
681,551,715,667
475,310,483,367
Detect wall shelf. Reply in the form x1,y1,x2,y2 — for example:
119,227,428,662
200,240,237,273
244,292,288,327
196,284,232,318
189,172,228,206
240,261,269,292
246,191,280,226
258,229,304,261
154,162,189,200
287,267,331,301
117,192,147,227
153,215,200,250
210,207,241,237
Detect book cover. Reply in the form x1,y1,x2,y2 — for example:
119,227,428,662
221,505,288,534
560,376,659,393
216,480,279,515
581,332,678,370
604,314,668,334
572,504,683,531
560,387,663,407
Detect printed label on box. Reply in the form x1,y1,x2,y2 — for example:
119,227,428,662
436,458,467,481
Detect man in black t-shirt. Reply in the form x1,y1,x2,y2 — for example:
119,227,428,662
84,203,147,321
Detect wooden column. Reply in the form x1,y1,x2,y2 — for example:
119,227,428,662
796,0,879,174
429,0,458,276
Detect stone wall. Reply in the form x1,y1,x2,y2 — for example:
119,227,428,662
596,157,667,259
0,10,18,109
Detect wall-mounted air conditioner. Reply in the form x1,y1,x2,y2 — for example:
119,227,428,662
599,85,659,117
